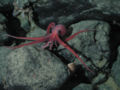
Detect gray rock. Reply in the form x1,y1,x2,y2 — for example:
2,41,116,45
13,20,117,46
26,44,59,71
0,0,14,7
27,25,45,37
14,0,29,9
0,13,6,23
90,0,120,14
26,21,46,48
97,77,120,90
12,0,34,32
13,0,36,9
98,83,113,90
112,46,120,86
0,47,12,83
26,17,46,37
16,12,31,32
30,0,120,28
4,46,69,90
92,73,106,84
66,20,110,71
73,84,92,90
0,23,8,43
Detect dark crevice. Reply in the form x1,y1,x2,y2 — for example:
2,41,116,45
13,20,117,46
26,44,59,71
106,22,120,70
0,4,27,46
32,0,94,29
59,65,92,90
0,84,4,90
6,86,30,90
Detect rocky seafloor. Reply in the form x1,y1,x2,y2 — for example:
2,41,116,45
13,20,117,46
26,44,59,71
0,0,120,90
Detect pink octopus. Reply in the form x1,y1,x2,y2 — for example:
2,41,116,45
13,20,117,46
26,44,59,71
7,22,93,73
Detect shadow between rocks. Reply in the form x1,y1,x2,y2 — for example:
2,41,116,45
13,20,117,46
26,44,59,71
106,22,120,71
59,65,92,90
0,4,27,46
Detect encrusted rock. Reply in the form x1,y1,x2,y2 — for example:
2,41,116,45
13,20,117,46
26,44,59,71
2,46,69,90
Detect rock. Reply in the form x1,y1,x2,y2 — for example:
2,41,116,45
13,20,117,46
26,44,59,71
13,0,29,9
13,0,36,9
111,46,120,87
26,20,46,48
0,23,8,44
0,13,6,23
31,0,120,28
66,20,110,71
97,77,120,90
3,46,69,90
92,73,106,84
0,0,14,7
73,84,92,90
90,0,120,14
27,27,45,38
26,17,46,37
0,13,7,43
32,0,95,28
0,47,12,84
16,11,31,32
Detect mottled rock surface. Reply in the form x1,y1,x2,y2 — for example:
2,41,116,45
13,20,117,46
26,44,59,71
0,0,14,7
90,0,120,14
73,84,92,90
2,46,69,90
97,77,120,90
65,20,110,71
0,22,8,45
